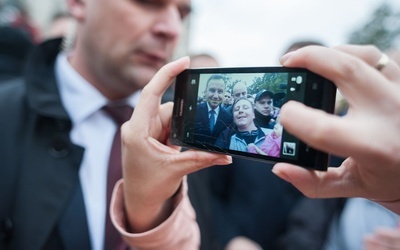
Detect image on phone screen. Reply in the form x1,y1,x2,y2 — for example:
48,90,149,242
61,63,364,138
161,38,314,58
171,67,336,170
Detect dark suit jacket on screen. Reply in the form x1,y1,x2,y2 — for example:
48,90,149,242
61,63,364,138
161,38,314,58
194,102,233,146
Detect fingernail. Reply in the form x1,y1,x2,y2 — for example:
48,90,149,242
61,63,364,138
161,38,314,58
272,165,292,183
212,156,232,165
279,51,296,66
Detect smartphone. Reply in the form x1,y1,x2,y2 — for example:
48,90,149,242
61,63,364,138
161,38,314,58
170,67,336,171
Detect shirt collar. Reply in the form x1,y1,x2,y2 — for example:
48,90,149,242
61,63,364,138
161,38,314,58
207,102,220,116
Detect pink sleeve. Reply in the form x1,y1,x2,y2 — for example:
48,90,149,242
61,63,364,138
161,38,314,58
110,177,200,250
247,144,257,153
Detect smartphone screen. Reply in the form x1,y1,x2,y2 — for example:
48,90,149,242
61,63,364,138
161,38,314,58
171,67,336,170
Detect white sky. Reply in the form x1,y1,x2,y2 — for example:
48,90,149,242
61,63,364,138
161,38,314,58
188,0,400,66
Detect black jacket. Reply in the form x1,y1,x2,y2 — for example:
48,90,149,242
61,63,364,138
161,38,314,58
0,39,90,250
194,102,233,145
208,158,304,249
277,197,346,250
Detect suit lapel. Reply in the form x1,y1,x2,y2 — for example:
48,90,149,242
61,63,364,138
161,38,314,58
58,180,92,250
13,117,89,250
212,106,231,137
12,39,91,250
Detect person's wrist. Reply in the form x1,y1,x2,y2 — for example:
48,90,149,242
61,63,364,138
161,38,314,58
123,180,183,233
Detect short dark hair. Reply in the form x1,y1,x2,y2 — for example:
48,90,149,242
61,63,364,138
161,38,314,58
206,74,225,85
255,90,274,103
233,97,254,109
284,40,325,54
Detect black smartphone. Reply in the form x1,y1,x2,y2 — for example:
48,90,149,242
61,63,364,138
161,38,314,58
170,67,336,171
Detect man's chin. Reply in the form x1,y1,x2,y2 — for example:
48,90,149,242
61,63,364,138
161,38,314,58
210,103,220,109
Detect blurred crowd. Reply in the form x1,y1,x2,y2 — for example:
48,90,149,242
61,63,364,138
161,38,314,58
0,1,72,81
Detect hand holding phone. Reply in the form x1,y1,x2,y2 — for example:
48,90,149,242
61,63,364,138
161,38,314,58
170,66,336,171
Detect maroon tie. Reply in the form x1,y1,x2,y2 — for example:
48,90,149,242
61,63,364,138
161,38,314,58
102,104,133,250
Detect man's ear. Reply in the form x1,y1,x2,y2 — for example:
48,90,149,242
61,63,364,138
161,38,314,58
66,0,86,21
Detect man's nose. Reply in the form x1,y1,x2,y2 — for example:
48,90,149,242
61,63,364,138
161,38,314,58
153,6,182,40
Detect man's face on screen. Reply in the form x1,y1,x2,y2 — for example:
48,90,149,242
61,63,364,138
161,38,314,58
206,79,225,109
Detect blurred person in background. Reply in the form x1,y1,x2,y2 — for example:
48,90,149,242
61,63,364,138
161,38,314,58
0,1,41,42
283,40,324,54
0,25,33,82
0,1,36,82
45,12,74,40
190,53,219,68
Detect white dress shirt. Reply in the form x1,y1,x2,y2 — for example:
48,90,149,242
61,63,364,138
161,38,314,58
55,52,140,250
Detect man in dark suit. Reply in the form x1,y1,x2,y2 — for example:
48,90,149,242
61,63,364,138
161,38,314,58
195,74,233,145
0,0,225,249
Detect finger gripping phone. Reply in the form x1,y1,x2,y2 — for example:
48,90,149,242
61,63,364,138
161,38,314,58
170,67,336,171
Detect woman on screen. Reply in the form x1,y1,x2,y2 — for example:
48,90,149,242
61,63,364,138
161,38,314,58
228,97,273,153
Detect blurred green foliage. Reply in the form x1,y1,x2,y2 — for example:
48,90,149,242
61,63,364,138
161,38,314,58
348,3,400,50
